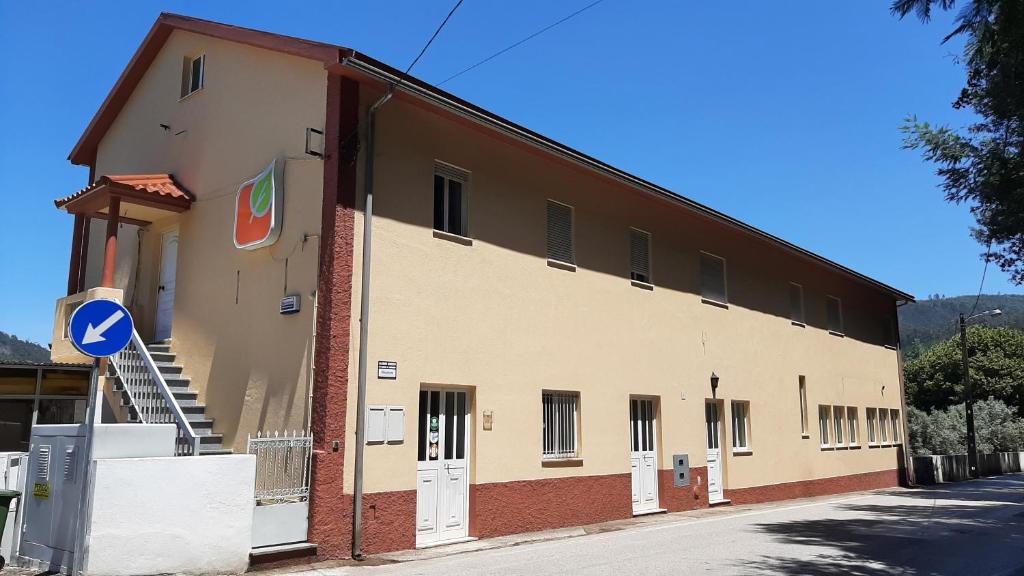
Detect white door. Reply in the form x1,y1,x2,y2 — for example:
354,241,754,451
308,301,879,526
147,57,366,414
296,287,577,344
154,231,178,341
630,398,659,514
705,401,724,503
416,389,470,546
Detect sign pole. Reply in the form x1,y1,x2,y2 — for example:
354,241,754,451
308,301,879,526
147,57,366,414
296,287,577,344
72,358,101,576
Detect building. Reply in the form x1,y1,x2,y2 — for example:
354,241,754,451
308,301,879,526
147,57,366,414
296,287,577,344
50,13,913,559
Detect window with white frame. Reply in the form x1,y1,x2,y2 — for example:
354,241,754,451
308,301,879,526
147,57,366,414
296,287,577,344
847,407,859,445
546,200,574,265
542,391,578,459
790,283,805,325
826,296,844,334
798,376,808,436
434,164,469,237
731,400,750,451
867,408,878,444
833,405,845,446
819,405,831,447
879,408,889,444
890,409,901,443
700,252,727,304
180,54,205,98
629,228,652,284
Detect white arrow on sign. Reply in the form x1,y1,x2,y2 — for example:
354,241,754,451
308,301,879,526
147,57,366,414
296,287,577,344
82,310,126,345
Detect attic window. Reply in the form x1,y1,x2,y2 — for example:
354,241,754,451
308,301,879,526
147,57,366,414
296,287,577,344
181,54,205,99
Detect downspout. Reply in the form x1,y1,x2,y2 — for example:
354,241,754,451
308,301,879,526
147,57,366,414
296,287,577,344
351,88,393,559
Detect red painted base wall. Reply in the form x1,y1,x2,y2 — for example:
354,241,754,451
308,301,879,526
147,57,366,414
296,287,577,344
322,467,899,557
724,469,899,505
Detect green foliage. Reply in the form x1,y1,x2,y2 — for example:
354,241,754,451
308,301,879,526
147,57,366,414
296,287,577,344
0,331,49,363
893,1,1024,284
899,294,1024,354
904,325,1024,412
906,398,1024,455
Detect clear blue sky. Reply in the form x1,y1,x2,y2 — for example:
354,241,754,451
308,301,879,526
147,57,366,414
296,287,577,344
1,1,1020,346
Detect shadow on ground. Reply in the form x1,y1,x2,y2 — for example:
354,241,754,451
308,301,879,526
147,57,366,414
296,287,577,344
739,475,1024,576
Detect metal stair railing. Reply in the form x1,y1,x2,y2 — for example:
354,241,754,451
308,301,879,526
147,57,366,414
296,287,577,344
110,329,200,456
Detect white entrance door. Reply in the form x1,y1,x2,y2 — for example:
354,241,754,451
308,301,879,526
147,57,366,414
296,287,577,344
416,389,470,547
154,231,178,341
705,401,725,503
629,398,659,514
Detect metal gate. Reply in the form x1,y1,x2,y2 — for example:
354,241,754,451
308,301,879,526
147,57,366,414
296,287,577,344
247,431,312,548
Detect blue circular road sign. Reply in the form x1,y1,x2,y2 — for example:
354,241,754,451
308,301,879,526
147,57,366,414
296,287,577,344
68,299,134,358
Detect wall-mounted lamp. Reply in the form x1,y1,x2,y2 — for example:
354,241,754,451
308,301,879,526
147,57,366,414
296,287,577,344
710,372,719,393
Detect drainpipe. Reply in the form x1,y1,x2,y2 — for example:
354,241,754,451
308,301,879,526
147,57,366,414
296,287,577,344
351,89,393,560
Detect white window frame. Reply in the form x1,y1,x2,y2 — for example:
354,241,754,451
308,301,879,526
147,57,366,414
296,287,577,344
789,282,806,326
826,295,845,336
833,405,845,447
731,400,751,452
878,408,890,444
433,162,470,238
798,376,808,437
847,407,859,446
699,251,728,306
866,408,878,445
542,391,579,460
890,409,901,444
180,53,205,100
818,405,831,448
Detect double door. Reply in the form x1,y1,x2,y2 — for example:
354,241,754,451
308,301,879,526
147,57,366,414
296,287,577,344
630,398,659,514
416,389,470,547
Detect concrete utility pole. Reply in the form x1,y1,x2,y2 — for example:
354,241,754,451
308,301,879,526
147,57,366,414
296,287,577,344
959,308,1002,479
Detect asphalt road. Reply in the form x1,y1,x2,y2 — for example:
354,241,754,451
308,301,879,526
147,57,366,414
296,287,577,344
300,474,1024,576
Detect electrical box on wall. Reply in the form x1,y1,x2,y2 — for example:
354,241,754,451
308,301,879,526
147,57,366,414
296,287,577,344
366,405,405,444
673,453,690,487
280,294,301,315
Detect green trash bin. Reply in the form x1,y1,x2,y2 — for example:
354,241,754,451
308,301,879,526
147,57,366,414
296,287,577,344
0,490,21,570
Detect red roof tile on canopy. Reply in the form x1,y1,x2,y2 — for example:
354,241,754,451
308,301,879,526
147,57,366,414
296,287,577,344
54,174,193,211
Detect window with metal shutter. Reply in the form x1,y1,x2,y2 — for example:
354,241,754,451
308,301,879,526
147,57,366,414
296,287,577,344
546,200,574,264
700,252,727,304
789,283,805,324
629,229,651,283
433,163,469,236
827,296,843,334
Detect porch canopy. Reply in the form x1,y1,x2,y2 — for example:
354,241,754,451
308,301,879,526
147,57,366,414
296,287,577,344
55,174,192,293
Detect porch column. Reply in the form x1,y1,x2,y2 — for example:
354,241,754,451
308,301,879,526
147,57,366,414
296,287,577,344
78,217,91,293
101,196,120,288
67,214,85,295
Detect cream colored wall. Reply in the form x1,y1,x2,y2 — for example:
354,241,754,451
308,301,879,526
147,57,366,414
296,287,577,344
87,30,328,449
347,93,905,494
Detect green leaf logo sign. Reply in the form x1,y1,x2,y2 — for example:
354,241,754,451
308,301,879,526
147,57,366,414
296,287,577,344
249,166,274,223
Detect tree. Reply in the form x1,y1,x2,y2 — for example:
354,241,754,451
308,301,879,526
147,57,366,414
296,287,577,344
893,1,1024,284
903,325,1024,412
906,398,1024,455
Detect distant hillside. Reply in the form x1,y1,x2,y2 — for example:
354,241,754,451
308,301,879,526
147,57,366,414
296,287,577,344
899,294,1024,354
0,331,50,363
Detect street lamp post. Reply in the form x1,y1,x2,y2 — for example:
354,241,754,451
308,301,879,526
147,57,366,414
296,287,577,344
959,308,1002,479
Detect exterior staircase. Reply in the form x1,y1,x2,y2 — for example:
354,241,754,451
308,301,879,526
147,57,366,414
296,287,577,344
111,341,230,455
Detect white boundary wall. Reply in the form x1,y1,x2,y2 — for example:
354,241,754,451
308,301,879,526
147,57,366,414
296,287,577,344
83,454,256,576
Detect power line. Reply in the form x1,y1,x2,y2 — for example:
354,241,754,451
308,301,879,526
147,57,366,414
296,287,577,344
437,0,607,86
967,240,994,319
398,0,465,91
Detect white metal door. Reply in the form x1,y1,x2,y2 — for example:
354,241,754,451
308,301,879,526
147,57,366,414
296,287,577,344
629,398,659,513
154,231,178,342
705,401,724,502
416,389,470,546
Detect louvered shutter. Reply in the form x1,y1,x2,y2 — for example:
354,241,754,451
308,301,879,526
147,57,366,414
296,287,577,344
700,253,727,303
546,201,574,264
629,229,651,283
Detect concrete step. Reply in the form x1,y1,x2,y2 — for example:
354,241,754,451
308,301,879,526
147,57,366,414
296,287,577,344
155,363,184,376
198,434,224,451
172,389,199,406
147,343,172,354
190,419,215,435
148,351,176,363
162,376,192,389
198,448,234,456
